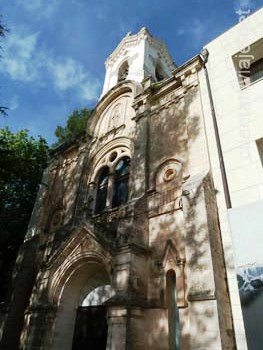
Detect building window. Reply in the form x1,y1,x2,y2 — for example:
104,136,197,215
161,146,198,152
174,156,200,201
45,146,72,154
94,156,131,214
166,269,180,350
233,38,263,88
118,61,129,82
155,64,165,82
239,58,263,86
250,58,263,83
95,167,109,214
112,157,130,208
256,138,263,168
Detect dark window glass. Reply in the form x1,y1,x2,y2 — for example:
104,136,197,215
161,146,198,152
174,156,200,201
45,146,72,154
95,167,109,214
240,58,263,86
112,157,130,208
250,58,263,83
155,67,164,81
166,270,180,350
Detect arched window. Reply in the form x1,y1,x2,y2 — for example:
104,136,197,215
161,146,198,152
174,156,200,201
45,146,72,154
155,63,165,82
118,61,129,82
112,157,130,208
166,269,180,350
94,156,131,214
95,167,109,214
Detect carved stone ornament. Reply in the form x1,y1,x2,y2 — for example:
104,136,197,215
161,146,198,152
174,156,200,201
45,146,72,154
163,168,176,182
109,104,121,129
155,159,182,192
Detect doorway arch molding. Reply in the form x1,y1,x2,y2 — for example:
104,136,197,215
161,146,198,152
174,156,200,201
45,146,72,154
46,228,113,350
47,226,113,305
50,252,111,305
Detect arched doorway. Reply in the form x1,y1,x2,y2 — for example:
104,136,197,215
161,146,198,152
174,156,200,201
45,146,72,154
166,269,180,350
51,258,112,350
72,285,115,350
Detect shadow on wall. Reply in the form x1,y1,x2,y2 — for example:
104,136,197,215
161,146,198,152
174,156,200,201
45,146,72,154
181,180,219,349
149,88,200,171
138,84,221,348
144,84,224,348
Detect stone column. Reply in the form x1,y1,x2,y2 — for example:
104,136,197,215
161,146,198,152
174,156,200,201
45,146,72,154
86,181,97,215
23,303,57,350
106,172,115,209
106,307,127,350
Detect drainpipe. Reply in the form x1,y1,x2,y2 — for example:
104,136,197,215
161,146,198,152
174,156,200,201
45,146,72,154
200,48,232,209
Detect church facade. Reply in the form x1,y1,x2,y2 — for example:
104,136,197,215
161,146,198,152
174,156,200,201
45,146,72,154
1,8,263,350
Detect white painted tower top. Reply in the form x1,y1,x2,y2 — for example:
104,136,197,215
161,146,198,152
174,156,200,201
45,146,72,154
101,27,176,98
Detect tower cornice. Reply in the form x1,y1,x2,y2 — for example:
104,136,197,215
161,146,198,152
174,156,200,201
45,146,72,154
105,27,176,71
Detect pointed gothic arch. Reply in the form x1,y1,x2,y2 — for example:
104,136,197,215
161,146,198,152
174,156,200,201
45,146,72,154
163,240,185,350
163,240,187,308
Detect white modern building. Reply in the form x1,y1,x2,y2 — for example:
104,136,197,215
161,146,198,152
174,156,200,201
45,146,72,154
200,8,263,349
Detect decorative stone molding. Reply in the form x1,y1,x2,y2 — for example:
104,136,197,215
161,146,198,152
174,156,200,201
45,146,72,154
96,81,140,116
88,137,133,184
153,159,183,192
105,27,175,70
162,240,187,308
188,286,216,301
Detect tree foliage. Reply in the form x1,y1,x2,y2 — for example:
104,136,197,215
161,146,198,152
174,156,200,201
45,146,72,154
0,128,49,300
0,15,7,44
0,18,5,35
54,108,92,145
0,15,8,117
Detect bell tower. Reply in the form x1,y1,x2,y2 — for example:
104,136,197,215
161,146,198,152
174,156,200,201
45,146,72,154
101,27,176,98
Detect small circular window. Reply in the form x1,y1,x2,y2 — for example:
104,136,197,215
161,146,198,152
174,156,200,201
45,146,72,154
164,168,176,182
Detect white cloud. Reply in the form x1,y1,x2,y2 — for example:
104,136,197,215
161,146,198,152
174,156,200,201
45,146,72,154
17,0,60,18
234,0,255,16
46,57,100,101
80,82,101,101
0,31,100,103
239,0,251,8
48,58,88,91
2,32,40,81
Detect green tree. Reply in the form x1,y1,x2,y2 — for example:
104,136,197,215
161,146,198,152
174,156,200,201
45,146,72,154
54,108,92,145
0,16,6,37
0,128,49,300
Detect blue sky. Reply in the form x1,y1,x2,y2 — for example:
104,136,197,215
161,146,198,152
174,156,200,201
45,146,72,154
0,0,262,145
